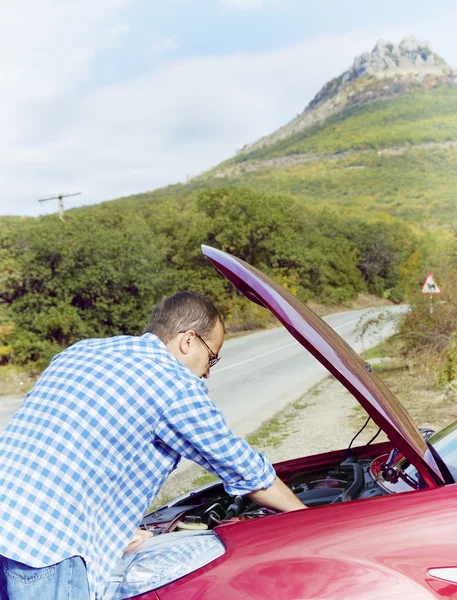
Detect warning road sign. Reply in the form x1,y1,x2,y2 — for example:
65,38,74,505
421,272,442,295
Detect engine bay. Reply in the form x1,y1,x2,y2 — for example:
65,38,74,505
141,449,392,535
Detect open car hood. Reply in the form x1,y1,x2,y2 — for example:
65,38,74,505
202,245,445,488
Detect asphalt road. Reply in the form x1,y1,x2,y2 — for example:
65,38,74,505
0,305,408,434
0,395,25,432
207,305,408,437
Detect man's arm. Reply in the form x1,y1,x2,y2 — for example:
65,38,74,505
154,387,305,503
248,476,307,512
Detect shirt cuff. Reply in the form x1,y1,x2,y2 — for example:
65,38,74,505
221,452,276,496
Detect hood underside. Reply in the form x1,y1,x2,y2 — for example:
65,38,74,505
202,245,444,488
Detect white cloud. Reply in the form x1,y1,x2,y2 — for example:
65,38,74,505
220,0,264,10
2,28,395,216
0,0,134,214
2,1,457,217
150,35,178,57
105,23,132,49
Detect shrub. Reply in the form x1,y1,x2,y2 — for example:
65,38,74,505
8,329,61,368
436,332,457,388
387,286,406,303
397,273,457,358
0,345,12,365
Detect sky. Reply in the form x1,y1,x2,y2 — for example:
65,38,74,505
3,0,457,217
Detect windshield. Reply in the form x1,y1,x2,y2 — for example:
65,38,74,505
404,421,457,483
394,421,457,492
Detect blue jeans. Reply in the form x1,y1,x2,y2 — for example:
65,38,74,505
0,555,89,600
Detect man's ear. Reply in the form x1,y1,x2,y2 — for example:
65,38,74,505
178,330,195,356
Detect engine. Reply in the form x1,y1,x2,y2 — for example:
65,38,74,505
141,455,385,535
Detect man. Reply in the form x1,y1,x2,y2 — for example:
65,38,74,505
0,291,304,600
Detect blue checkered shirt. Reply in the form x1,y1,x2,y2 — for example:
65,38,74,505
0,333,276,599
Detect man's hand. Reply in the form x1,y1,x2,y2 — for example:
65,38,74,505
248,476,307,512
124,528,155,556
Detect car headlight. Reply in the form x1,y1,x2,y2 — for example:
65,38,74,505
104,530,225,599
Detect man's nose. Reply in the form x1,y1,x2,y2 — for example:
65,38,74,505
202,365,210,379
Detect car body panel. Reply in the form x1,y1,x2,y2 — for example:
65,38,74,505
157,482,457,599
201,244,444,488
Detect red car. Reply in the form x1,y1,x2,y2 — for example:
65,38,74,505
104,246,457,600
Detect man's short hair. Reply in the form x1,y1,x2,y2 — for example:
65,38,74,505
144,291,224,343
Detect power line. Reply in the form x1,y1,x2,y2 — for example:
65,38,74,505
37,192,82,222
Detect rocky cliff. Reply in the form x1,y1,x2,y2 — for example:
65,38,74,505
238,36,456,156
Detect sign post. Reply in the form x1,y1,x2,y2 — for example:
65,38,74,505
420,272,442,314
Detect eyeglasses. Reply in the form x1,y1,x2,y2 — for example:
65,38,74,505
179,330,221,369
195,333,221,369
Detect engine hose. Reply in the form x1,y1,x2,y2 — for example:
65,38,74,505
340,462,364,501
225,503,242,520
207,511,221,529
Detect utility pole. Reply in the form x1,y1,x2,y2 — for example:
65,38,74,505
38,192,82,222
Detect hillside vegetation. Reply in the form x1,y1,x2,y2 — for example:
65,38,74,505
221,85,457,164
197,85,457,226
204,148,457,224
0,187,433,367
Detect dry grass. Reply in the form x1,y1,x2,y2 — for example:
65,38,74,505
352,354,457,434
382,357,457,431
0,365,37,396
307,292,392,317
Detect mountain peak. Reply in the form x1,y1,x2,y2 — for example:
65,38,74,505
352,36,446,79
306,36,447,110
237,37,452,157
